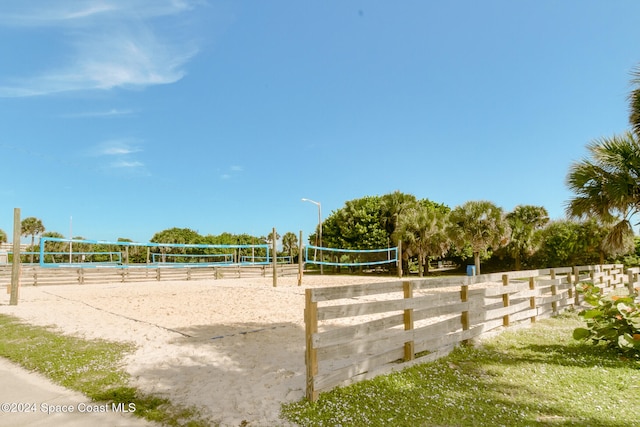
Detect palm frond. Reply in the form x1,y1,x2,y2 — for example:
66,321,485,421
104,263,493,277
601,219,635,257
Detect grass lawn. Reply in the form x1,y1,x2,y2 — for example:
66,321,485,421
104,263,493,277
0,314,212,427
281,312,640,427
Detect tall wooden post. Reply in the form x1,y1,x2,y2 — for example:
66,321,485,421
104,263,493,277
403,281,415,361
397,240,403,278
573,266,582,306
529,276,537,324
550,269,558,315
566,269,573,303
502,274,510,327
272,228,277,287
305,289,318,401
460,283,470,344
10,208,21,305
298,230,303,286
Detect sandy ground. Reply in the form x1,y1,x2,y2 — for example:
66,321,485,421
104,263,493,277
0,275,395,427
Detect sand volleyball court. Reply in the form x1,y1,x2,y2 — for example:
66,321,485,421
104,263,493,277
0,275,392,426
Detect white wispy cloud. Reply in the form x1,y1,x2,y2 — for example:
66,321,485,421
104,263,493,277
61,108,136,118
111,160,144,168
219,164,243,180
0,1,202,97
87,138,147,174
93,139,142,156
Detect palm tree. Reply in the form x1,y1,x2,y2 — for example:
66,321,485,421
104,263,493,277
281,232,298,263
448,201,510,275
505,205,549,270
566,66,640,259
629,66,640,137
0,229,7,246
566,132,640,257
395,204,450,277
380,191,418,242
21,217,45,264
41,231,66,263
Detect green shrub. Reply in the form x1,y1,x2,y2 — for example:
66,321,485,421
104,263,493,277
573,282,640,358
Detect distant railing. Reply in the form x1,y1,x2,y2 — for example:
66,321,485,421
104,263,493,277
0,264,299,286
304,264,631,401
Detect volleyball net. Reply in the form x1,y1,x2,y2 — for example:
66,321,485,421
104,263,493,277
304,245,399,267
39,237,271,268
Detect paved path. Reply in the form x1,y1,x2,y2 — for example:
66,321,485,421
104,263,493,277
0,357,157,427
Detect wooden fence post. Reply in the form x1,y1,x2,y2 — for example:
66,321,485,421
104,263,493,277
567,268,573,305
529,276,536,324
397,240,403,278
272,227,277,288
403,281,415,361
550,269,558,315
305,288,318,402
628,269,637,296
461,283,470,343
573,266,581,306
502,274,510,327
9,207,20,305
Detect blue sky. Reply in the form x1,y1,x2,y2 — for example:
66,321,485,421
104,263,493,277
1,1,640,244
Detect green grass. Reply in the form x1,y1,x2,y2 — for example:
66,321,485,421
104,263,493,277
0,314,213,427
282,312,640,426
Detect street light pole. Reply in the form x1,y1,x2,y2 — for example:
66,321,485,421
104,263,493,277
69,215,73,264
302,198,323,274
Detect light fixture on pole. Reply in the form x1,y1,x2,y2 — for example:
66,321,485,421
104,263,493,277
301,198,323,274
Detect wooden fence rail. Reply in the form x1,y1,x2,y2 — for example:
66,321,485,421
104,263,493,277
0,264,299,287
304,264,630,401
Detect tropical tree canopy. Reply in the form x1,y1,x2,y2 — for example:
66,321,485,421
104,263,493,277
320,196,389,250
21,217,45,263
505,205,549,270
629,66,640,137
319,193,448,253
532,219,609,267
150,227,202,245
0,229,7,244
21,217,45,242
380,191,419,244
394,202,450,276
566,65,640,258
282,231,299,259
566,132,640,257
448,201,510,275
41,231,67,253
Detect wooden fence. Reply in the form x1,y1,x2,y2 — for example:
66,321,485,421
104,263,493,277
0,264,299,287
304,264,632,401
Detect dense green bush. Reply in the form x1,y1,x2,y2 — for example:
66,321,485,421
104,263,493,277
573,282,640,358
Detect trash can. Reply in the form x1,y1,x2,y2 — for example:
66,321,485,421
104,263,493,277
466,265,476,276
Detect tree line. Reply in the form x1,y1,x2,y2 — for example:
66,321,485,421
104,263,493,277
0,220,301,265
310,65,640,275
311,192,640,276
4,197,635,273
4,66,640,272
